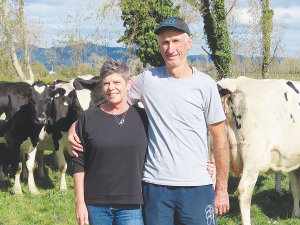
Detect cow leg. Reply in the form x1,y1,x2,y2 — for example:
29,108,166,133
14,162,23,195
26,148,39,194
238,169,259,225
21,152,28,181
36,150,45,178
288,174,292,194
0,165,4,181
288,170,300,218
55,146,67,191
289,180,292,194
274,172,284,196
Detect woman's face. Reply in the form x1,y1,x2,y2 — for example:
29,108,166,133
102,73,132,106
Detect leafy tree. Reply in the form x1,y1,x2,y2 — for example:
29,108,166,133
127,56,151,76
186,0,232,80
20,0,34,81
260,0,274,78
0,0,26,81
50,60,55,72
0,0,43,81
31,61,49,79
118,0,180,67
246,0,281,78
55,4,93,76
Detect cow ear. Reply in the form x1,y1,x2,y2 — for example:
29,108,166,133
50,88,66,98
14,89,29,99
218,86,232,97
68,89,77,98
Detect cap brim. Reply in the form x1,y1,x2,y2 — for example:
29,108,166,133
154,25,189,35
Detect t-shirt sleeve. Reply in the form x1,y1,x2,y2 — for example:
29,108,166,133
127,73,144,105
72,113,86,174
204,81,226,125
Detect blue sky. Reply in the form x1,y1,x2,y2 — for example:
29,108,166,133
24,0,300,57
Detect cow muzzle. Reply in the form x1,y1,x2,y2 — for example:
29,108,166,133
35,117,47,125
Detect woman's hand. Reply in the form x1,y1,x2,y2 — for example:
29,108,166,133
75,202,89,225
207,160,215,178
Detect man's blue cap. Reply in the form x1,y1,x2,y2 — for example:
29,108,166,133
155,17,190,36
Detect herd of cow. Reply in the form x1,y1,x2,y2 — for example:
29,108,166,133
1,75,300,224
0,75,104,195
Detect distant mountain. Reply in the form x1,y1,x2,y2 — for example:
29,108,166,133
26,44,213,71
29,44,129,71
188,55,213,64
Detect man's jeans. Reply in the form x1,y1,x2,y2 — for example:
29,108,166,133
87,204,144,225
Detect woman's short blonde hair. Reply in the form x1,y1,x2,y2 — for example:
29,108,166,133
100,58,130,82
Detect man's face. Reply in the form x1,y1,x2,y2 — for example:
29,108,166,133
158,28,192,70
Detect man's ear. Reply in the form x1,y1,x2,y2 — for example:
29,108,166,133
187,36,192,50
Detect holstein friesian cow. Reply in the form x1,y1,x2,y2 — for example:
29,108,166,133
35,75,104,191
0,81,52,194
0,81,32,181
217,76,300,225
0,81,31,120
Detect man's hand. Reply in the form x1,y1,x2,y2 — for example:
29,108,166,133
214,190,229,216
208,121,230,217
68,121,83,157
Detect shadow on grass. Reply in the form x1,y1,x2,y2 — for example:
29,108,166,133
223,173,294,222
252,189,294,220
0,151,74,193
35,152,73,190
0,179,13,193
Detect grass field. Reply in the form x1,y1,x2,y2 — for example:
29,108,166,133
0,151,299,224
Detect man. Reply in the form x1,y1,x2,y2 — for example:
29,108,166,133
69,17,229,224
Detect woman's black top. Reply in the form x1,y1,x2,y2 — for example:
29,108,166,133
73,105,148,205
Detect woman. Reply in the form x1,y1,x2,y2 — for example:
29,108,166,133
73,58,148,225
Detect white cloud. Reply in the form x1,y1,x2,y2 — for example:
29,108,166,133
274,7,300,29
23,0,300,56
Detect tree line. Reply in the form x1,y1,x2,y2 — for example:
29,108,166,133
0,0,296,82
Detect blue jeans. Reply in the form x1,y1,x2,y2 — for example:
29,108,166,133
87,204,144,225
142,182,216,225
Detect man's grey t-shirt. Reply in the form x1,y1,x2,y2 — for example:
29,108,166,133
128,66,226,186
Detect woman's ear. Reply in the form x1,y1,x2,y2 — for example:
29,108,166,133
127,78,132,91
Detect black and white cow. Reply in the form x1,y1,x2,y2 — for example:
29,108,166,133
0,81,32,181
0,81,31,119
0,81,52,194
35,75,104,191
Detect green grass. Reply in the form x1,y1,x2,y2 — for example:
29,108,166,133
217,172,300,224
0,151,77,225
1,154,299,224
0,78,68,83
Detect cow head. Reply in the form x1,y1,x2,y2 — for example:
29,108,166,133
28,81,52,125
51,88,83,132
49,88,83,152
